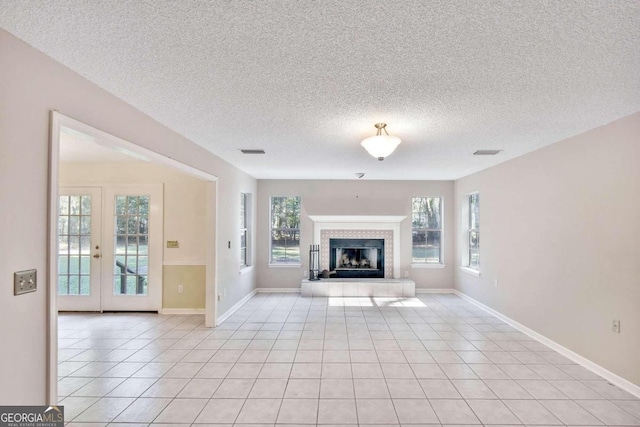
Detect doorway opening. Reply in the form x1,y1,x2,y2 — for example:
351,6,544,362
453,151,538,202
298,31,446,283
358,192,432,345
48,112,218,402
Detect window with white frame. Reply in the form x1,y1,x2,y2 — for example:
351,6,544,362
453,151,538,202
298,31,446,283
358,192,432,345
270,196,301,264
468,193,480,270
412,197,443,264
240,193,249,267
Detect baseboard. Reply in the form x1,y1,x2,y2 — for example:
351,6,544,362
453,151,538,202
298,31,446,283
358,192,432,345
216,289,258,325
160,308,205,315
415,288,455,294
453,289,640,399
256,287,301,293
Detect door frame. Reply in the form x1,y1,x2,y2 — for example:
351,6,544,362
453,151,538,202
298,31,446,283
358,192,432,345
48,111,219,403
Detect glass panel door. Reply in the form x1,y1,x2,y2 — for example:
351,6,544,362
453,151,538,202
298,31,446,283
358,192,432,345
57,188,102,311
101,185,163,312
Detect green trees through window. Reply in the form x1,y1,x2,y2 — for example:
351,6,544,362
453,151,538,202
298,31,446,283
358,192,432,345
468,193,480,269
411,197,443,264
270,196,301,263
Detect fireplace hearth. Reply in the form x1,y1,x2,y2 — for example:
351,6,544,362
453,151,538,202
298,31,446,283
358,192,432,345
329,238,384,278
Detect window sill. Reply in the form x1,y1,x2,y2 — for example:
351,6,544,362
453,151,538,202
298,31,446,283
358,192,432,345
239,266,254,275
411,263,446,269
459,266,481,277
268,263,303,269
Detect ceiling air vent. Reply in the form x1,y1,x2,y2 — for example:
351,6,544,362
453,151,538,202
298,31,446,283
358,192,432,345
473,150,502,155
240,149,265,154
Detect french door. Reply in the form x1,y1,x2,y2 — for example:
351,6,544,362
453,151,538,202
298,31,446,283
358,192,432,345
57,184,163,312
101,185,163,311
57,188,102,311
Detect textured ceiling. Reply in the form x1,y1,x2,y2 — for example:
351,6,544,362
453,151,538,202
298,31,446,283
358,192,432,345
2,1,639,180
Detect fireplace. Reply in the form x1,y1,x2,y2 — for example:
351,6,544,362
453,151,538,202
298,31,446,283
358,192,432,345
329,238,384,278
312,216,405,279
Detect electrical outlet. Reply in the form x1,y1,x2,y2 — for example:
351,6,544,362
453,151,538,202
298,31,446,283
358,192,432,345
303,270,308,277
14,269,37,295
494,279,498,288
178,285,184,294
612,320,621,333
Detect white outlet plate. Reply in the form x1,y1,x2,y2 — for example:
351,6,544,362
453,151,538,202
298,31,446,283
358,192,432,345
178,285,184,294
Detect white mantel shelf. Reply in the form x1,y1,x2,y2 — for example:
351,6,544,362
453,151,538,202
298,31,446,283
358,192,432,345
308,215,407,223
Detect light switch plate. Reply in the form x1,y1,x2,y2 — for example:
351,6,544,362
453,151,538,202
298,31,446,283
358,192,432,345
14,269,37,295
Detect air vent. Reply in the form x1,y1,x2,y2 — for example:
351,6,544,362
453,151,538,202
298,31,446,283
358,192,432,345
473,150,503,155
240,149,265,154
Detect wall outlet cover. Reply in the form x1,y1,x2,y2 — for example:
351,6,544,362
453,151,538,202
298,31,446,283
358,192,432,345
612,320,621,333
14,269,37,295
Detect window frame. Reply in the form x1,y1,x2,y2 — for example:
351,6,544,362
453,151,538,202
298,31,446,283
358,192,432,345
463,192,480,274
411,196,444,267
269,196,302,266
240,192,248,268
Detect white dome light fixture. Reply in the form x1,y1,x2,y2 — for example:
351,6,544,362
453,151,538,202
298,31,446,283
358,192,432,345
360,123,401,161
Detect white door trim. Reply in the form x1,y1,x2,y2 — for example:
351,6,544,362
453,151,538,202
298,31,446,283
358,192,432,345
48,111,218,404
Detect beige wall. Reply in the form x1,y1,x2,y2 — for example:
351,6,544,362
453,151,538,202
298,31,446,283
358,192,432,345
163,265,206,309
60,162,208,309
256,180,455,289
0,29,256,404
454,112,640,386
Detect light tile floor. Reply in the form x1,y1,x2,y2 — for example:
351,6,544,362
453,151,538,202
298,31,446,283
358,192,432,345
58,293,640,426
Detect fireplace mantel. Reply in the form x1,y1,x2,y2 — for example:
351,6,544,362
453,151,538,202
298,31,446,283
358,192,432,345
308,215,407,278
308,215,407,223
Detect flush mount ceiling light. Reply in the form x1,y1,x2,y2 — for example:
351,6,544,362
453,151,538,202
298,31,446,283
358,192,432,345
473,149,503,155
360,123,401,161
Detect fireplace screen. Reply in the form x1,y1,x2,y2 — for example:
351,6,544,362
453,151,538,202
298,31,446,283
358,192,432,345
329,238,384,278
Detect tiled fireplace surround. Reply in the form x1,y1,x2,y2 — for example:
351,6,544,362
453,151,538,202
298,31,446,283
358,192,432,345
321,229,394,279
302,216,415,297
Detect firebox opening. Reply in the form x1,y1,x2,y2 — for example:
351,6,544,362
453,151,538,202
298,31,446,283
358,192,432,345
329,238,384,278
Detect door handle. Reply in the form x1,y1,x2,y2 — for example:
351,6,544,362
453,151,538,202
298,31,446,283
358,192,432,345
93,254,101,259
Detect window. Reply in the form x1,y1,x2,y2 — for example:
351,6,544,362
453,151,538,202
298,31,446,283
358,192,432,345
58,195,92,295
468,193,480,270
412,197,443,264
240,193,248,267
114,195,149,295
270,196,301,264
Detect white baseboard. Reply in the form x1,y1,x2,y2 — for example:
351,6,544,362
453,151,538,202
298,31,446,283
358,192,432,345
256,287,301,293
160,308,205,315
415,288,455,294
216,289,258,325
453,289,640,399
